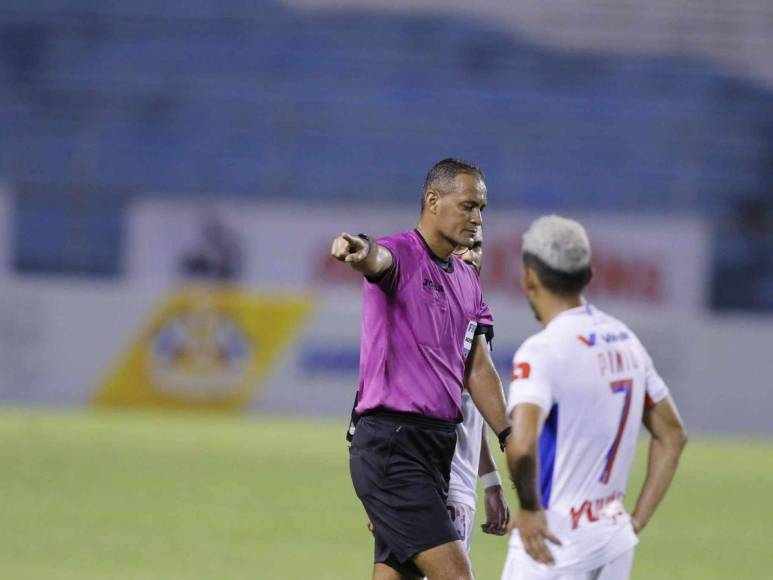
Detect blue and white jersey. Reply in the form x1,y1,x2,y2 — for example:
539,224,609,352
506,303,669,573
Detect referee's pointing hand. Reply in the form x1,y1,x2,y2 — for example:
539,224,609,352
331,232,370,264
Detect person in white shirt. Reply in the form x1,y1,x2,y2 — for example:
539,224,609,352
502,215,687,580
449,235,510,551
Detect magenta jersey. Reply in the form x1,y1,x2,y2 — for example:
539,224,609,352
355,230,494,422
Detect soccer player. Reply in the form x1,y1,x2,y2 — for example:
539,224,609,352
331,159,511,580
449,235,510,549
502,215,687,580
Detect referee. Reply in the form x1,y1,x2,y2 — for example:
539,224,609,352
331,159,510,580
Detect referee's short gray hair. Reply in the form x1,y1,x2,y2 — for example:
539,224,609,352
522,215,591,273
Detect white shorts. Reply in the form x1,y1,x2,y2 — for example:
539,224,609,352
446,501,476,553
501,548,635,580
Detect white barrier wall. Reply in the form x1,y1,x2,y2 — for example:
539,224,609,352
0,279,770,435
0,280,159,406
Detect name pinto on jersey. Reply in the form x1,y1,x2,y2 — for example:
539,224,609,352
577,331,643,378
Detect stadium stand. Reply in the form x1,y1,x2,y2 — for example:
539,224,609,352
0,0,771,306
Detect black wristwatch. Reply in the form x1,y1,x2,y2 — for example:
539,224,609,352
497,426,512,452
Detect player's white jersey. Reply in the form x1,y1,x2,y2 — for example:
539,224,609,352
448,389,484,510
506,303,670,574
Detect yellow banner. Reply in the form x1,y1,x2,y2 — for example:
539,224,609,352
95,286,311,411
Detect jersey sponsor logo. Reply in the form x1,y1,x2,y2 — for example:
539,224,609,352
512,362,531,381
602,331,630,343
569,492,625,529
422,278,445,293
577,331,630,347
577,333,597,347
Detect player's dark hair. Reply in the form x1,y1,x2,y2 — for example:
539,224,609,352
523,252,592,297
421,158,485,211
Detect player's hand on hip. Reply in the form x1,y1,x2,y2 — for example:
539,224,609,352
481,485,510,536
331,232,370,263
630,516,643,535
366,518,375,536
508,509,562,566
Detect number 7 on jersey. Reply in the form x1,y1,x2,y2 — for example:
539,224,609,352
600,379,633,484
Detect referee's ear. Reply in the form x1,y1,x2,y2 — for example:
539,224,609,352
424,190,440,214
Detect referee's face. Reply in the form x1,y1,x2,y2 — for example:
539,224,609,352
436,174,486,248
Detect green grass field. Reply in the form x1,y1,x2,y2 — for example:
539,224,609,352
1,410,770,579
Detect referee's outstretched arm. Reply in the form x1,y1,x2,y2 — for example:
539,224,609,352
330,232,393,279
465,334,510,440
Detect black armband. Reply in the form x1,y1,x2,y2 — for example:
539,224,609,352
474,323,493,337
497,426,512,452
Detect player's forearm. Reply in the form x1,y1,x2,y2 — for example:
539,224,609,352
631,432,686,531
478,426,498,477
467,366,509,436
348,243,393,278
506,444,541,511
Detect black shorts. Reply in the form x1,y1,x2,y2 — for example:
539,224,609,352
349,411,459,576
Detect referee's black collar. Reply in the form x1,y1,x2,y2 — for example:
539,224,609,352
414,229,454,273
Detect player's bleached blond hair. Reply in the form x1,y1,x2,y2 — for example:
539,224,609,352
522,215,591,273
